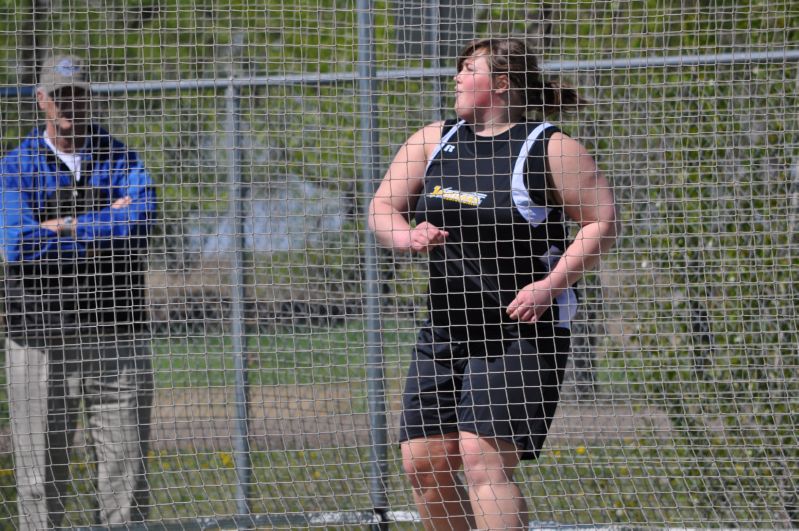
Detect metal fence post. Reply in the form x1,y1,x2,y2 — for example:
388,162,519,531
225,79,252,524
357,2,389,529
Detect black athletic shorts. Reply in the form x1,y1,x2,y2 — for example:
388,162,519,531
399,324,570,460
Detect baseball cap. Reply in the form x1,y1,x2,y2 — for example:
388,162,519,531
38,54,90,95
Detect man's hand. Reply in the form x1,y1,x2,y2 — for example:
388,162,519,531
112,196,132,209
40,216,75,236
408,221,448,253
40,196,132,235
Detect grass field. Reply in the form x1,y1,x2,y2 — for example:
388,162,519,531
0,440,779,528
151,319,417,390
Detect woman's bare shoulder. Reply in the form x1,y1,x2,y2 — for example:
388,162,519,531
408,120,446,143
399,120,447,160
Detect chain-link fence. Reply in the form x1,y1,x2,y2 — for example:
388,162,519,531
0,1,797,529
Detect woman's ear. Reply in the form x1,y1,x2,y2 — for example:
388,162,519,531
493,74,511,95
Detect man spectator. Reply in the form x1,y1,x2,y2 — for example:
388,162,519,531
0,54,157,529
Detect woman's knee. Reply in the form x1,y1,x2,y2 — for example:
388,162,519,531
460,435,518,486
401,438,461,488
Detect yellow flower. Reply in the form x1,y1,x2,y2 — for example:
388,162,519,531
220,452,234,468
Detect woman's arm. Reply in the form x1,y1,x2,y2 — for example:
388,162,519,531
368,121,449,253
507,132,619,323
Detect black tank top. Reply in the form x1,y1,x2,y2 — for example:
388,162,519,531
414,119,577,343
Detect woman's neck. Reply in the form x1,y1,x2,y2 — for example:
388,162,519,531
471,122,514,137
468,108,525,137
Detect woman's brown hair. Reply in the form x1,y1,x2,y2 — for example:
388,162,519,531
456,37,586,117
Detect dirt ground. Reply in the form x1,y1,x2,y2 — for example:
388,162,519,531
0,383,673,455
162,383,672,450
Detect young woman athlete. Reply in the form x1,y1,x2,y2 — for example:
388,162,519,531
369,38,618,530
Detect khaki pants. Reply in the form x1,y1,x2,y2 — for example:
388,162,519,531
6,336,153,530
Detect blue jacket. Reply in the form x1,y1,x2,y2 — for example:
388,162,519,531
0,125,157,345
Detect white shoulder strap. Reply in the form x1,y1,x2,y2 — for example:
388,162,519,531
425,119,466,174
511,122,554,227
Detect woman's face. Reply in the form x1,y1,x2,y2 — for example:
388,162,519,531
453,52,496,121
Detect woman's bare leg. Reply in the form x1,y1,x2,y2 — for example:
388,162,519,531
460,431,527,530
401,433,474,530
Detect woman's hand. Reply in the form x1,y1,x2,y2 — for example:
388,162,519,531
408,221,448,253
506,279,556,323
